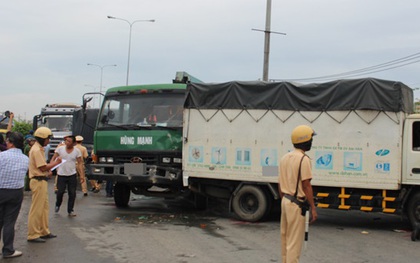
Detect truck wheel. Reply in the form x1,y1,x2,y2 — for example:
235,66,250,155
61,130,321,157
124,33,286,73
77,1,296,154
408,192,420,225
114,183,130,208
232,185,268,222
408,192,420,241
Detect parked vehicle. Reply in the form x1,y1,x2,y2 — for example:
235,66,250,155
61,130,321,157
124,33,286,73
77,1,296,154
32,93,101,159
0,111,12,136
182,78,420,240
33,103,81,159
87,72,202,207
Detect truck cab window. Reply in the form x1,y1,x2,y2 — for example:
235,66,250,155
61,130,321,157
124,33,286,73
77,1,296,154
413,121,420,151
101,100,122,124
98,93,184,128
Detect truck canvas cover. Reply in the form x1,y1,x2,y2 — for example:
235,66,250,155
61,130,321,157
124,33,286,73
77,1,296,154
185,78,413,113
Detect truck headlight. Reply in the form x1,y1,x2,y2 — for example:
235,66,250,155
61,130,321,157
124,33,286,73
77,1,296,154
162,157,171,163
173,158,182,164
106,157,114,163
99,157,106,163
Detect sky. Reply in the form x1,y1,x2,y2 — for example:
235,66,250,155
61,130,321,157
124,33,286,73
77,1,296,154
2,0,420,120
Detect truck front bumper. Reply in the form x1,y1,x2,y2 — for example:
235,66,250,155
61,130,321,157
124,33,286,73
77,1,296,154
86,163,182,188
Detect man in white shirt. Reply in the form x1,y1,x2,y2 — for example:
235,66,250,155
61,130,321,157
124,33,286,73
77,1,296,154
51,135,85,217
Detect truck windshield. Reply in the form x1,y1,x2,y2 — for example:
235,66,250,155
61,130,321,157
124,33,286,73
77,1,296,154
98,93,184,129
43,116,73,132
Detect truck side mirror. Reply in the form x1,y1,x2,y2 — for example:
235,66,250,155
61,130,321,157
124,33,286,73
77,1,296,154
108,111,115,120
83,97,93,110
100,115,109,124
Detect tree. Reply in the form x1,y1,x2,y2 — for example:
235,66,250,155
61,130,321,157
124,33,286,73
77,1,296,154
12,120,32,136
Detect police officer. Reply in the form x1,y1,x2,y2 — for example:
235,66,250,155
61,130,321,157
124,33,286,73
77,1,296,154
278,125,318,263
27,127,61,243
75,136,88,196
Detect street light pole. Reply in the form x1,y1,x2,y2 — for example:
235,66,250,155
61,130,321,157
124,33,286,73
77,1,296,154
86,63,117,106
107,15,155,85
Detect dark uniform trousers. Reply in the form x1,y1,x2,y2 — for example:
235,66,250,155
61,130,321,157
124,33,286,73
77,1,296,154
0,188,23,255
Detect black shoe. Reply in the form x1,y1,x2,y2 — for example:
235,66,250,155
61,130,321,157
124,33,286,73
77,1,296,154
84,193,88,196
93,188,100,193
90,187,96,192
28,237,46,243
55,206,60,213
40,233,57,239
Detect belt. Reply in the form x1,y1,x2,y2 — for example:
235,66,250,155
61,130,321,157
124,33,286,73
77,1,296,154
57,174,77,177
31,176,48,181
283,194,305,206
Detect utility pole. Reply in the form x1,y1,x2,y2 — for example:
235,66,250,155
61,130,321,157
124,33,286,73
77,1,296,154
253,0,286,81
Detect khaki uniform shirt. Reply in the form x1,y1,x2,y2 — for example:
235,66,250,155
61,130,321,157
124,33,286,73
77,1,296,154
75,144,88,160
28,142,48,178
279,149,312,199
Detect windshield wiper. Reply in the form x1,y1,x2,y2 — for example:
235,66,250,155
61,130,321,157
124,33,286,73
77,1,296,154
155,123,181,130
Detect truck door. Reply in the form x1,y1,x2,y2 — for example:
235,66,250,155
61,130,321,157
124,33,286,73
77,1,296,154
404,119,420,183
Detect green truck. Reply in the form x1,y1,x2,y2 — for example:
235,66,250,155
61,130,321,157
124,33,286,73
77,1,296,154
87,72,202,207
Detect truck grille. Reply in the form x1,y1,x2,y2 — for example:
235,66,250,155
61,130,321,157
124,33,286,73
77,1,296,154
114,155,158,165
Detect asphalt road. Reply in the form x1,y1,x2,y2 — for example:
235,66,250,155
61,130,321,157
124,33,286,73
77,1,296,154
6,180,420,263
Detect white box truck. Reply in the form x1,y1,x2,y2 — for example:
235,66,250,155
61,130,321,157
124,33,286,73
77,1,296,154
182,78,420,240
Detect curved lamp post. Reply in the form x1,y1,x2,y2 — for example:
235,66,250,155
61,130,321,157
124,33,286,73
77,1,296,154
86,63,117,105
107,15,155,85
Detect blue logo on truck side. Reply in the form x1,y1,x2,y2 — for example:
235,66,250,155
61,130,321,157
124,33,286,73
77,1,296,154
375,149,390,156
375,161,390,173
260,149,278,166
343,152,362,171
315,151,333,170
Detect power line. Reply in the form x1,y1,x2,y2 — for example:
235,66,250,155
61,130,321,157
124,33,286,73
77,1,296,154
271,52,420,82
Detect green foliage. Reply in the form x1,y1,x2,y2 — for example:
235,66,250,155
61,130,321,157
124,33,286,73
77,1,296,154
12,120,32,136
415,102,420,113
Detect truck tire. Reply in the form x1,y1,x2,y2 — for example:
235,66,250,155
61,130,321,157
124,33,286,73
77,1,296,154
114,183,131,208
408,192,420,241
232,185,269,222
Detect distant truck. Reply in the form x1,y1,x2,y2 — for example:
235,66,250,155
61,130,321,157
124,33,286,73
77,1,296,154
33,96,100,159
183,78,420,240
87,72,203,207
33,103,81,158
0,111,12,137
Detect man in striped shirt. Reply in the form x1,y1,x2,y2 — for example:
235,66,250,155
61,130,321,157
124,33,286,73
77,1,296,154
0,132,29,258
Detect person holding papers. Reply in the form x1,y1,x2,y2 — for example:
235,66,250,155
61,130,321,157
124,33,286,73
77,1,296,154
27,127,61,243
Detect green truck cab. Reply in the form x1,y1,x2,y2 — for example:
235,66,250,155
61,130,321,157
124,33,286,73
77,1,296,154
87,81,190,207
